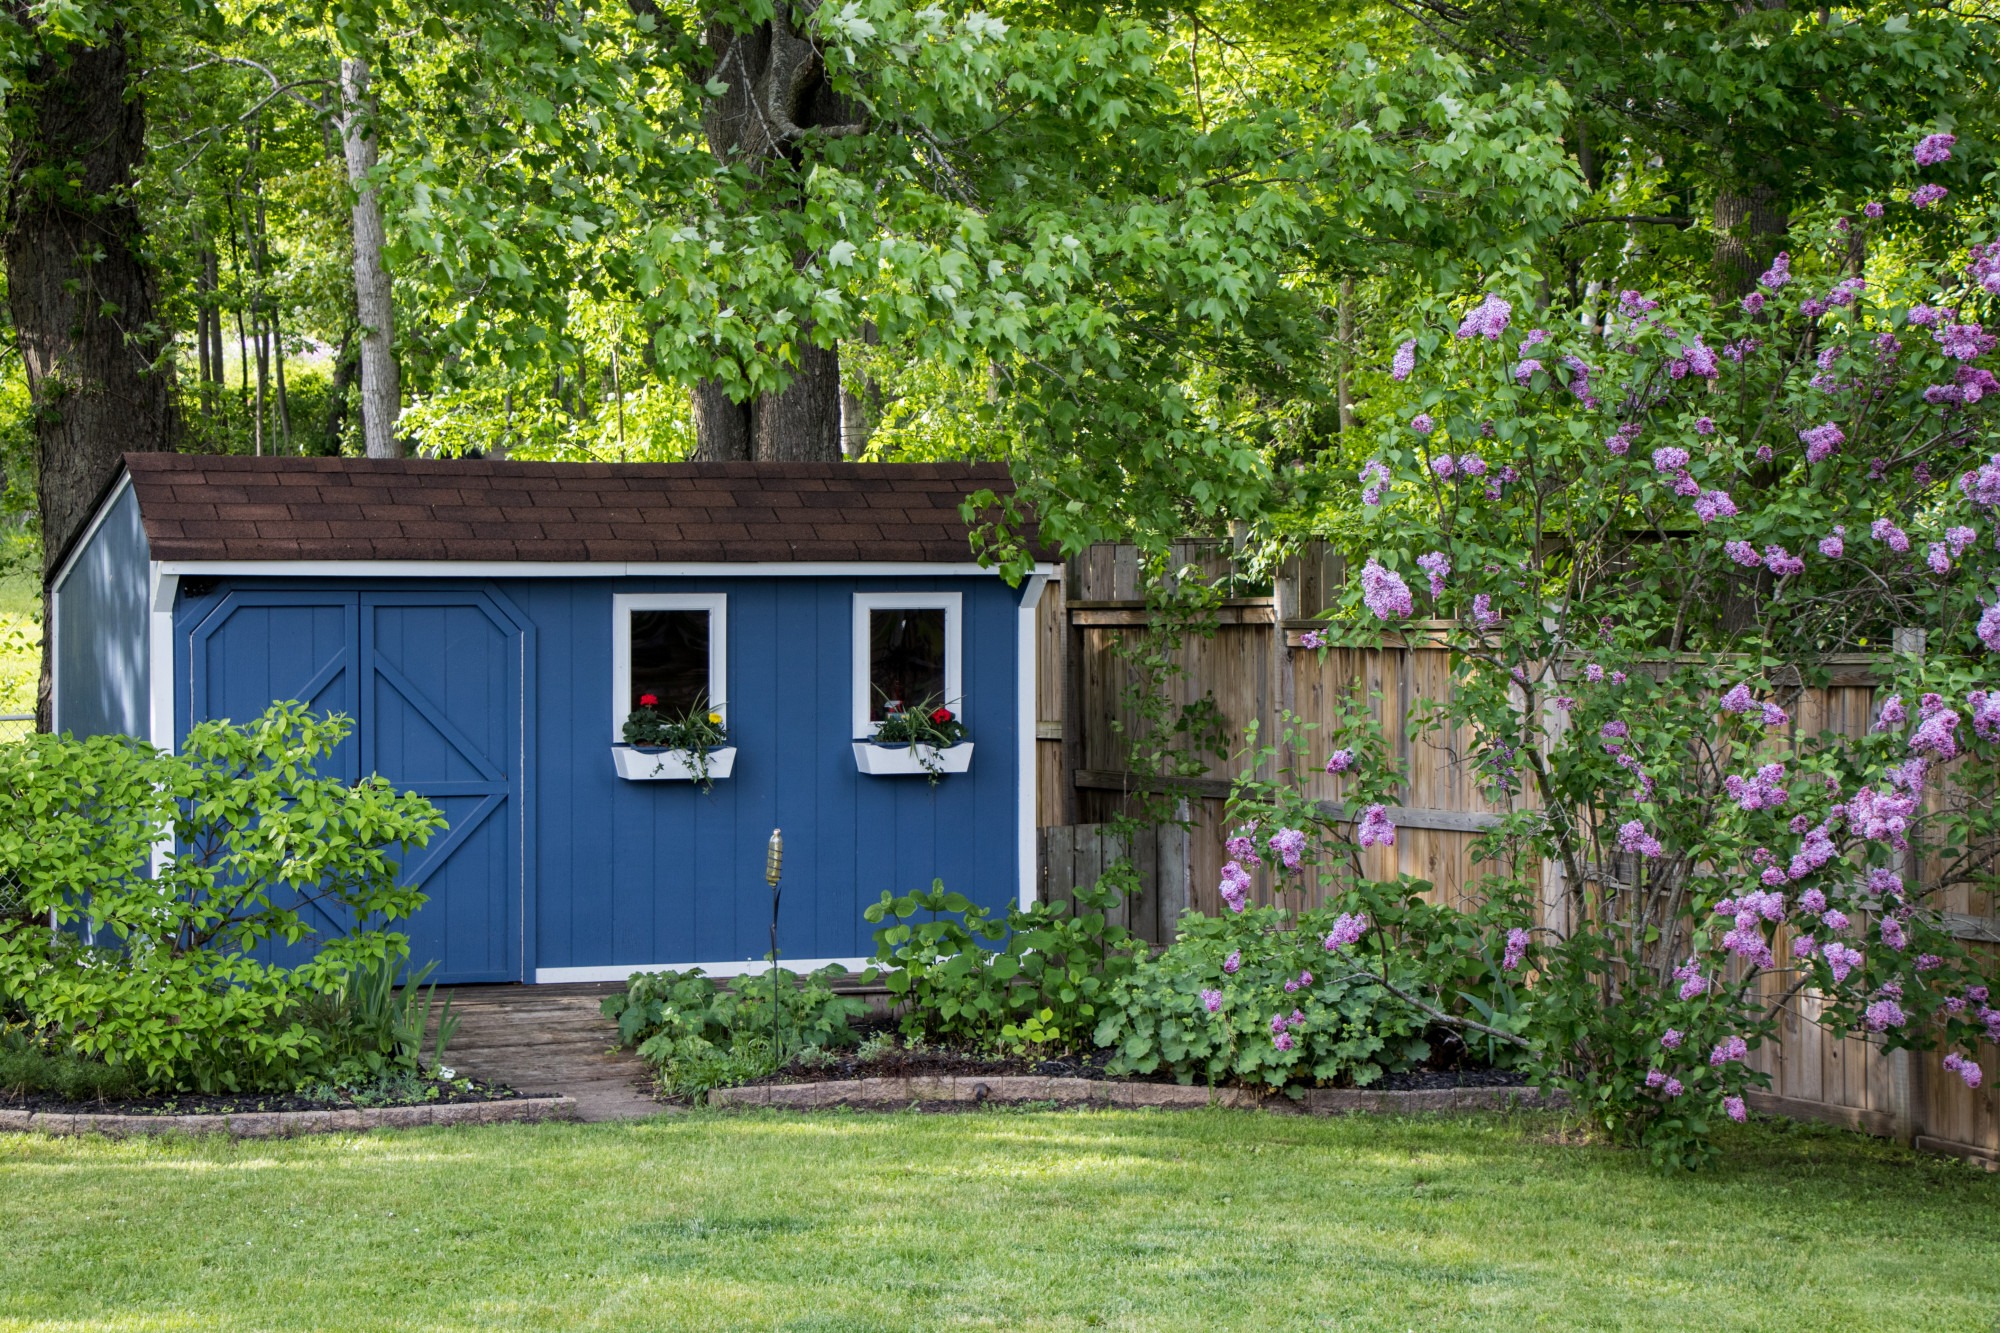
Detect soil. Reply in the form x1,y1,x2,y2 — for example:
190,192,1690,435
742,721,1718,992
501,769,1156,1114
0,1077,523,1117
752,1023,1529,1093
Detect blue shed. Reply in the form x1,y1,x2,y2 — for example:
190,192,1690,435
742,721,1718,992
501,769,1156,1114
50,455,1054,985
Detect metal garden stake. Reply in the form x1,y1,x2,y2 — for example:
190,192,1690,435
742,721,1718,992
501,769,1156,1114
766,827,784,1065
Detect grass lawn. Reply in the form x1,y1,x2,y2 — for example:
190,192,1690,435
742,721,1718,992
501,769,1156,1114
0,549,38,719
3,1110,1997,1332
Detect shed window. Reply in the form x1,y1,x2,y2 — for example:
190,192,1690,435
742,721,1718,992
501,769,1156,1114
853,593,962,736
612,594,727,739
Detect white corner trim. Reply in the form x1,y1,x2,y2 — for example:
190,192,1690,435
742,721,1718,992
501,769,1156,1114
610,592,727,742
534,956,871,984
156,559,1061,581
148,566,177,754
1016,572,1048,910
851,591,962,738
50,471,133,596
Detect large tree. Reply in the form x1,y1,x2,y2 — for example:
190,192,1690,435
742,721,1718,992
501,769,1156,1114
3,18,177,724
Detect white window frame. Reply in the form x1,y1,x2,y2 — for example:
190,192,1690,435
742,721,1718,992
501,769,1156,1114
853,592,962,739
611,593,728,742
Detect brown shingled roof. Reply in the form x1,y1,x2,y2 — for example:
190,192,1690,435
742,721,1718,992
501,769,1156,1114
124,454,1045,565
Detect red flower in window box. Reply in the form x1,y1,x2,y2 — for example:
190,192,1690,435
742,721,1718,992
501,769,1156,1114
638,693,659,707
929,707,953,725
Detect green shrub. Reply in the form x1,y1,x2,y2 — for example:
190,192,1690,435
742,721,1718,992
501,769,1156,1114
602,966,868,1099
0,703,446,1092
0,1028,136,1102
864,877,1138,1051
1092,906,1436,1090
294,956,459,1085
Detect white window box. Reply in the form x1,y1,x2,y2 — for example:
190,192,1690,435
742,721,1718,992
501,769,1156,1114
851,741,974,776
611,745,737,782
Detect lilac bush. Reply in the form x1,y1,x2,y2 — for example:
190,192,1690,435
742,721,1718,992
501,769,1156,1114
1252,202,2000,1166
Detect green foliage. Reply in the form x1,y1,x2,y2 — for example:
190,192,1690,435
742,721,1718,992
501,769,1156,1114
0,703,447,1092
1093,907,1435,1090
864,877,1138,1051
601,966,869,1099
0,1026,136,1102
294,956,459,1086
620,694,729,789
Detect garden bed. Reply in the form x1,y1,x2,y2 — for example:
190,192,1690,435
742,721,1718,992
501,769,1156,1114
0,1077,579,1137
711,1074,1560,1114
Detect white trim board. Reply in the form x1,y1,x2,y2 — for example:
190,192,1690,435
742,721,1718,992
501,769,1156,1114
535,957,871,984
158,559,1061,581
1015,573,1048,909
851,591,962,738
609,592,728,742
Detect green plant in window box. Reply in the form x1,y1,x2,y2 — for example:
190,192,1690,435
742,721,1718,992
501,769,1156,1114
872,693,967,785
622,692,729,791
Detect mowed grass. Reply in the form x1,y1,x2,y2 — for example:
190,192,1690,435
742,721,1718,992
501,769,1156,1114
3,1110,1998,1332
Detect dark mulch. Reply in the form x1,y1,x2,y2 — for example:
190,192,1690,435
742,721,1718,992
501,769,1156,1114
0,1077,523,1117
753,1025,1528,1092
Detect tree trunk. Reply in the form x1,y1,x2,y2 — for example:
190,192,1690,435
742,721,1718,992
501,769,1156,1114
2,27,176,729
681,4,859,463
315,324,357,456
339,56,400,459
1711,185,1787,298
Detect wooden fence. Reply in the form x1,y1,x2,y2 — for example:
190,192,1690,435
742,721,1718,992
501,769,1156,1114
1030,541,2000,1167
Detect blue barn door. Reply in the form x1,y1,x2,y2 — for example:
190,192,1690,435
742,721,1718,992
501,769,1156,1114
359,592,526,984
186,586,527,984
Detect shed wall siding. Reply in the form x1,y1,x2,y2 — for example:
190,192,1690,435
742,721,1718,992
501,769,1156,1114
171,572,1023,974
53,482,152,738
505,574,1021,973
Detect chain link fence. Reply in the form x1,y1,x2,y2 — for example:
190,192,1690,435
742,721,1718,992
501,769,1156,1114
0,713,31,745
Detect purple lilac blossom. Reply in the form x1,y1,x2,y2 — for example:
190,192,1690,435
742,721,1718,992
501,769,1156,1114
1819,527,1846,558
1943,1053,1985,1088
1456,294,1513,340
1914,132,1957,165
1879,916,1907,951
1663,1078,1685,1098
1875,694,1907,730
1391,339,1417,382
1911,183,1949,208
1760,253,1792,289
1724,1096,1748,1124
1909,706,1961,759
1864,200,1885,218
1800,423,1845,462
1742,292,1765,315
1432,453,1456,479
1324,912,1370,949
1356,805,1396,849
1929,543,1952,575
1760,702,1790,728
1514,358,1543,384
1359,460,1391,507
1863,998,1908,1031
1299,629,1324,650
1200,988,1223,1013
1416,551,1451,599
1653,446,1690,473
1765,545,1805,577
1502,927,1530,971
1969,690,2000,742
1695,416,1715,435
1458,454,1488,477
1472,594,1500,629
1360,559,1414,620
1661,1029,1684,1050
1720,683,1755,713
1268,827,1308,870
1694,490,1738,523
1411,413,1436,436
1979,602,2000,654
1325,748,1356,774
1711,1036,1748,1066
1871,518,1910,552
1617,819,1664,859
1219,861,1252,913
1824,941,1863,983
1725,541,1761,567
1223,950,1240,975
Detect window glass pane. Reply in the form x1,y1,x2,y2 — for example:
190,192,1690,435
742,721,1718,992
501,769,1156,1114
630,610,710,715
869,607,946,720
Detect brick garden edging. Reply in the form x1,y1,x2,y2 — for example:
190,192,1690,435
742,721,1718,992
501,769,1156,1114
708,1076,1564,1115
0,1095,578,1138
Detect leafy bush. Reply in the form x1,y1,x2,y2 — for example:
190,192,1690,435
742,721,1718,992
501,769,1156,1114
602,966,868,1099
1093,906,1439,1089
0,1028,136,1102
864,877,1138,1051
295,956,459,1085
0,703,446,1092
